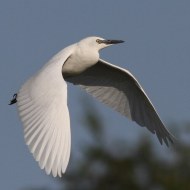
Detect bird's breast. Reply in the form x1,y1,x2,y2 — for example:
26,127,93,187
62,49,99,77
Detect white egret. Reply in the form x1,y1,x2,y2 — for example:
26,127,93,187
10,36,174,177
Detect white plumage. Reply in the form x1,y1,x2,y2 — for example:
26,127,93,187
17,46,73,177
10,36,174,177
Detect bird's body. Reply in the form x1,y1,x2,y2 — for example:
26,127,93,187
10,36,174,177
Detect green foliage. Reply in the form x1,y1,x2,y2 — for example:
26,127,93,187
62,117,190,190
22,102,190,190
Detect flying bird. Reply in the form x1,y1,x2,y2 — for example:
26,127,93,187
10,36,174,177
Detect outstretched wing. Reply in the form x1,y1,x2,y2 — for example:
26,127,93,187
17,47,74,177
66,59,174,146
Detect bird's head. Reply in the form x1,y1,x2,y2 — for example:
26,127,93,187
78,36,124,51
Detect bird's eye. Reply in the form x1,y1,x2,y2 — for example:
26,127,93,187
96,39,102,44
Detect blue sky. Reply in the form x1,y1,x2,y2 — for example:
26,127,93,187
1,1,190,189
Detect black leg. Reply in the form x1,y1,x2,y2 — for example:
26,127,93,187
9,93,17,105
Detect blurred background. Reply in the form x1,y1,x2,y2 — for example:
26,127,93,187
0,0,190,189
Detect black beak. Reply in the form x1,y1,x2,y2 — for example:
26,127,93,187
101,39,124,45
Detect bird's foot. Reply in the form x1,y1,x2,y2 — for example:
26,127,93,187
9,93,17,105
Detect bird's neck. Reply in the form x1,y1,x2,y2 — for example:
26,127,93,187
62,46,99,77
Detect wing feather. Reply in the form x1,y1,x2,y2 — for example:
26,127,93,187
17,46,73,176
65,59,174,146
